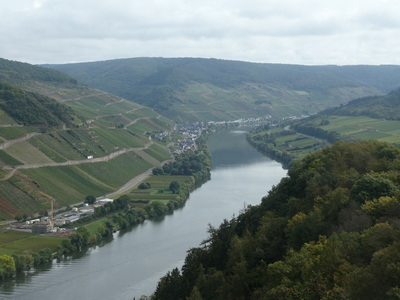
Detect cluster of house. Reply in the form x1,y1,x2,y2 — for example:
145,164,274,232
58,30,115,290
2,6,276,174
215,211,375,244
12,198,115,234
174,122,208,154
207,116,271,126
52,198,114,227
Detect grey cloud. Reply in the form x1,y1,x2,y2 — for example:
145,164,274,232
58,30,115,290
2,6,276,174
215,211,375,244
1,0,400,65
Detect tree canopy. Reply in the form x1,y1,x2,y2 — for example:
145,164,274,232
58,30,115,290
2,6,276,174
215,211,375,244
0,81,81,127
152,140,400,299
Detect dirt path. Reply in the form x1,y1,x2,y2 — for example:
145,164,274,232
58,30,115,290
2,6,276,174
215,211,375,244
123,117,150,129
102,158,172,198
4,141,154,171
0,132,42,150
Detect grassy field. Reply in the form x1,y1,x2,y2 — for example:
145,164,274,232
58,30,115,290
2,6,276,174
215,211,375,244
85,219,109,234
0,150,23,166
274,133,326,158
5,141,54,164
76,152,153,188
130,175,192,203
320,116,400,143
144,143,171,162
0,126,39,140
0,230,64,256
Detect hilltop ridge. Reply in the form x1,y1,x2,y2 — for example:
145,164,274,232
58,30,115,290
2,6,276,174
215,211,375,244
48,58,400,122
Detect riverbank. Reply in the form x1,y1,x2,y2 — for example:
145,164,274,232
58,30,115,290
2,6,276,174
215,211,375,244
0,134,212,280
0,127,287,299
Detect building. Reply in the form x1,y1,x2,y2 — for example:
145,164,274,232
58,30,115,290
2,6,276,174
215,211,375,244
32,223,53,234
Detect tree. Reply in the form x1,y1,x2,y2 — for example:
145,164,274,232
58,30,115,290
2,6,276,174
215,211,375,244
169,181,181,194
70,227,91,251
85,195,96,205
152,167,164,175
138,182,151,189
0,255,15,279
350,173,397,204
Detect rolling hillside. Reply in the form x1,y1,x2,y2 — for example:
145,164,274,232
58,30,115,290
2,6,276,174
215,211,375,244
248,89,400,167
0,58,174,220
47,58,400,122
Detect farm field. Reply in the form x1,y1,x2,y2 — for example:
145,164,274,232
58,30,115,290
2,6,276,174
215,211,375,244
0,181,43,215
273,133,325,158
320,115,400,143
0,66,175,220
130,175,193,204
0,126,39,140
21,166,114,206
0,230,64,256
143,142,171,162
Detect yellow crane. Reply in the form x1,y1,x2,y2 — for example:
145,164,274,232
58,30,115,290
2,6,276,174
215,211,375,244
38,191,55,227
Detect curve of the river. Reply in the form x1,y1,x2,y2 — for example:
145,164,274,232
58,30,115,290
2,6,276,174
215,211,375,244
0,128,287,300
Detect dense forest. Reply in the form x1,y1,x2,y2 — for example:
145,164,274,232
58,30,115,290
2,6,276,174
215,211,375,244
0,81,81,127
0,58,77,85
153,140,400,299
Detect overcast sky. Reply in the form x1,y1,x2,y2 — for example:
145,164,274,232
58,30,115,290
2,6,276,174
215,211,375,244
1,0,400,65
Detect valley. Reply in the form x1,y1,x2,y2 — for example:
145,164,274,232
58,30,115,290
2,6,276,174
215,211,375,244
1,57,400,299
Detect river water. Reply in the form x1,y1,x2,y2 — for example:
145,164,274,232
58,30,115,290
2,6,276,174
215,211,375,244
0,128,287,300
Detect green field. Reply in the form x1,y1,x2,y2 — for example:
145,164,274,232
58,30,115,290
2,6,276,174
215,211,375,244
130,175,192,203
0,230,64,256
0,150,23,166
320,116,400,143
144,143,171,162
0,126,39,140
5,142,54,164
77,152,153,188
21,166,113,206
20,151,154,206
0,181,43,216
274,134,325,157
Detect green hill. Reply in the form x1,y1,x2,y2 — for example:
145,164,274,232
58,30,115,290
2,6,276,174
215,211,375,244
0,81,82,127
0,58,174,220
47,58,400,122
248,89,400,167
153,140,400,299
321,88,400,120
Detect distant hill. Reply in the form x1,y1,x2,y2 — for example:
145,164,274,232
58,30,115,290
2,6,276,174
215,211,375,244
0,58,173,219
47,58,400,121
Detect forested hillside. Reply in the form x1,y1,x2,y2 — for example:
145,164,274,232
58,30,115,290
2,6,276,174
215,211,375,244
0,58,174,220
0,81,82,127
321,88,400,120
153,140,400,299
0,58,77,86
47,58,400,122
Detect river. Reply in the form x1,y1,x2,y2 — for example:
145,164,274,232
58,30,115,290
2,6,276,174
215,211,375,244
0,127,287,300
